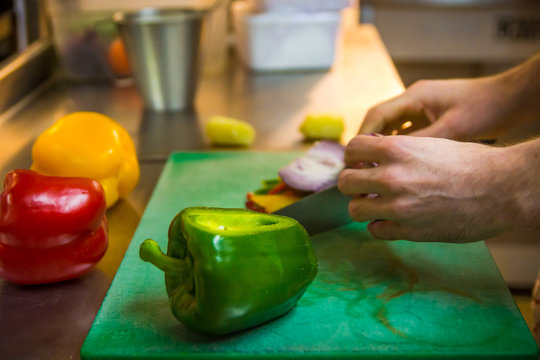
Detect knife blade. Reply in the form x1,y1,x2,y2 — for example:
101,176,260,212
272,121,429,235
273,185,352,235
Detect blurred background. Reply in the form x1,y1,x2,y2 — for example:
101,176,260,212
2,1,539,80
2,0,539,118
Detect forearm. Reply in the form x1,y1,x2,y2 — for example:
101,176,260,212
493,53,540,128
504,137,540,231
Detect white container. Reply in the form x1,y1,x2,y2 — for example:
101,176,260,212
252,0,351,13
233,1,343,72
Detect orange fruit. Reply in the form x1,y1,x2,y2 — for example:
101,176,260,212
107,38,132,77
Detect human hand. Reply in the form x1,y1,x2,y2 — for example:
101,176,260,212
360,54,540,141
337,135,539,242
360,77,512,140
533,269,540,344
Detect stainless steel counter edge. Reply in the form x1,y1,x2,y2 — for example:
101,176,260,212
0,38,57,114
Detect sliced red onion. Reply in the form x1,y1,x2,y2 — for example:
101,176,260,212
278,141,345,192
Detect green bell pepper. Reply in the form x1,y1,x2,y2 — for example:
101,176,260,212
140,207,318,336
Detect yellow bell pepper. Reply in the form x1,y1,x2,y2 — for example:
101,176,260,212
31,112,140,208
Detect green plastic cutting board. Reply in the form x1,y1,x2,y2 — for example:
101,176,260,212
81,151,538,360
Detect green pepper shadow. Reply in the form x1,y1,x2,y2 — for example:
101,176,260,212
122,292,298,344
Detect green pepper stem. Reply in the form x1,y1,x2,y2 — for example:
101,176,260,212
140,239,191,277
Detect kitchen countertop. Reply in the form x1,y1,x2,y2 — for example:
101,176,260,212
1,16,537,357
0,22,407,360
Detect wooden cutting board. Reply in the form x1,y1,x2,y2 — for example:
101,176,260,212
81,151,539,359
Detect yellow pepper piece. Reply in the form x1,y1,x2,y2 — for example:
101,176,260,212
206,116,255,146
31,112,140,208
248,193,303,213
300,114,345,140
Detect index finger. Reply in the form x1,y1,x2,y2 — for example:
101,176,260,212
344,134,390,167
359,89,426,135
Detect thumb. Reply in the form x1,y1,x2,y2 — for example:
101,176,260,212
409,110,463,139
367,220,407,240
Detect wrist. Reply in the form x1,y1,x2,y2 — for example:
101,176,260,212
496,54,540,124
504,139,540,230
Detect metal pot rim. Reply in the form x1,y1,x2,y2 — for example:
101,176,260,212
113,8,205,25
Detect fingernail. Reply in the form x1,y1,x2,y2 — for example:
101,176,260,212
369,133,384,137
356,193,379,199
356,161,378,168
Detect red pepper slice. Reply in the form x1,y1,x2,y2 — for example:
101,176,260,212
0,170,108,284
267,181,288,195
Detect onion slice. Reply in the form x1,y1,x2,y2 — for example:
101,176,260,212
278,141,345,192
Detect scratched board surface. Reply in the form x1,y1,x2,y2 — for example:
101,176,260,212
81,151,538,360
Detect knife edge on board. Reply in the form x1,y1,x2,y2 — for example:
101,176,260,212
273,185,352,235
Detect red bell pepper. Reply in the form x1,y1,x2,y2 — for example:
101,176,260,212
0,169,108,284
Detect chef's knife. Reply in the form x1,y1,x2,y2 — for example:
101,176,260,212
273,119,435,235
273,185,352,235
